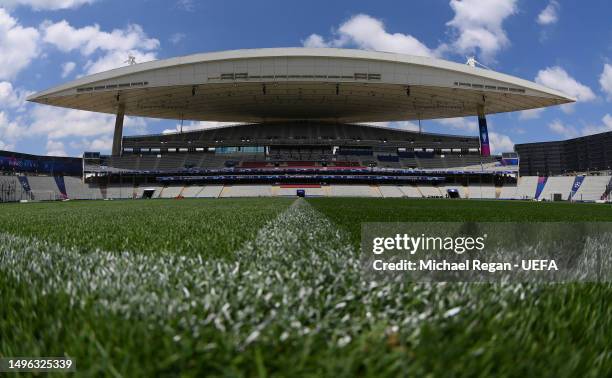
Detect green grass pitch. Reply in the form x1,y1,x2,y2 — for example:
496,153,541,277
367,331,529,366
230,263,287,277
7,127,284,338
1,198,611,377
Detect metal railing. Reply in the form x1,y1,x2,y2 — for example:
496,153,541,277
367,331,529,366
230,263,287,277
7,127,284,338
0,181,32,203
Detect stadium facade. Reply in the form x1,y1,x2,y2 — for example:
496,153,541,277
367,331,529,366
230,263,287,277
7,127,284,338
7,48,609,202
515,131,612,176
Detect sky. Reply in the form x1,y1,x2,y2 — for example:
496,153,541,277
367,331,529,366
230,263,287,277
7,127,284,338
0,0,610,157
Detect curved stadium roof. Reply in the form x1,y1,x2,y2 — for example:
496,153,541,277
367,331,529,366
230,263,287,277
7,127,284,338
27,48,574,123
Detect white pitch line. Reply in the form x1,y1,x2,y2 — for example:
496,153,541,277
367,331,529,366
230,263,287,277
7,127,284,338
0,199,361,345
0,199,534,348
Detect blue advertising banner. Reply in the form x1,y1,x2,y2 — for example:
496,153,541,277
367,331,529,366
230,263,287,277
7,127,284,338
569,176,585,200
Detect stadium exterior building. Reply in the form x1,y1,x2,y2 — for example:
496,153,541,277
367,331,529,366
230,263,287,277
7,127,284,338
515,131,612,176
6,48,607,202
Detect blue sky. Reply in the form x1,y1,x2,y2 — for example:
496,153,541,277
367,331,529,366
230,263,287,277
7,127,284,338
0,0,610,156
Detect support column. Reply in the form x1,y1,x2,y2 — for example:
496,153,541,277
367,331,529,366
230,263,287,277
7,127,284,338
477,105,490,157
112,103,125,157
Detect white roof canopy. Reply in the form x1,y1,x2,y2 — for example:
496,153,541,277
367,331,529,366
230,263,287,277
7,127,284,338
28,48,574,123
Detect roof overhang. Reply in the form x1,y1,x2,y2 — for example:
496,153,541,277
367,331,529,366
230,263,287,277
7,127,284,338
28,48,575,123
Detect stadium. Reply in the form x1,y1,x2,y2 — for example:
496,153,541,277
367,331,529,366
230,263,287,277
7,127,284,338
2,47,612,377
4,47,610,202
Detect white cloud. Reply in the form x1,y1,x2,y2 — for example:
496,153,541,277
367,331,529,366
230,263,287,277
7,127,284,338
0,8,40,80
2,10,160,80
46,139,66,156
600,63,612,101
0,14,160,154
388,121,421,132
23,107,147,155
28,106,146,139
1,105,147,155
435,117,512,153
41,21,160,75
535,66,595,112
176,0,194,11
169,32,186,45
548,120,578,138
0,0,95,10
303,34,328,48
546,116,612,139
0,81,33,110
537,1,560,25
302,14,435,57
0,111,23,150
88,137,112,151
83,49,157,75
69,136,112,153
582,114,612,136
0,139,13,151
366,121,422,132
61,61,76,78
304,3,519,62
162,121,236,134
0,112,23,139
489,132,514,154
42,21,159,54
445,0,518,62
436,117,478,132
513,127,526,135
518,108,545,120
